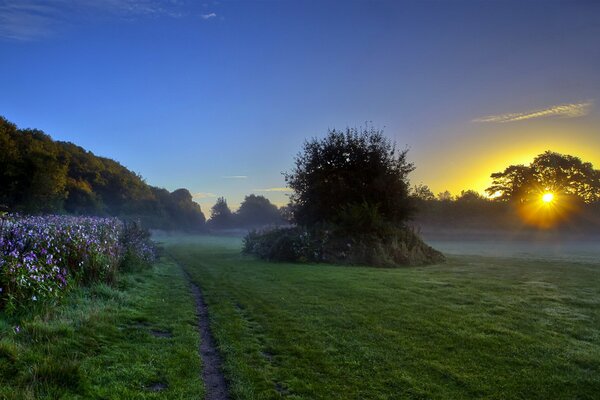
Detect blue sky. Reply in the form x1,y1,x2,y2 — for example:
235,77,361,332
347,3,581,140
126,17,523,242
1,0,599,213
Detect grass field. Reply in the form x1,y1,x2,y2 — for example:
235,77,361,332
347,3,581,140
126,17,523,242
166,235,600,400
2,234,599,399
0,257,202,399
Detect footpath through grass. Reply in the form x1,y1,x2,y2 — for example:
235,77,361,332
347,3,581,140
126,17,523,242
0,257,202,399
168,235,600,400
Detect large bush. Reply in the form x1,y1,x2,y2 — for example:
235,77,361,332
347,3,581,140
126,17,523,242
243,226,444,266
285,127,415,229
246,126,444,267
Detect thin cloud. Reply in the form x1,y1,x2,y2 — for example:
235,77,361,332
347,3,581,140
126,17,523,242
192,192,216,199
473,101,593,123
0,0,187,40
222,175,248,179
0,2,58,41
201,12,216,20
253,187,291,192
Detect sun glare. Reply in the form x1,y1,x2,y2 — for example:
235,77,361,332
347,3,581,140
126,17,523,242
542,192,554,203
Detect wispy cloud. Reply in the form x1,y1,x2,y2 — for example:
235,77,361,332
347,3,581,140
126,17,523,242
192,192,216,199
0,1,59,41
473,101,593,123
0,0,188,40
201,12,216,20
222,175,248,179
253,187,291,192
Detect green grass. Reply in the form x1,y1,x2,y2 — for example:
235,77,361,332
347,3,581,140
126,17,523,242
0,257,202,399
168,235,600,400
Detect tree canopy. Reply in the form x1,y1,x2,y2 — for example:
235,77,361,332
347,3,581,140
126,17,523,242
0,116,206,230
486,151,600,203
235,194,283,228
208,197,233,229
285,127,415,229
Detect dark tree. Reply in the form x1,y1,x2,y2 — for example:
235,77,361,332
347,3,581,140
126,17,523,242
209,197,233,229
436,190,453,202
486,151,600,203
285,127,415,229
168,188,206,229
455,189,486,203
235,194,283,228
411,184,435,201
486,165,535,203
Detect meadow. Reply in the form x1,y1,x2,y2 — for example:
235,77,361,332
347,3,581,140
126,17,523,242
2,233,599,399
0,257,202,399
167,235,600,400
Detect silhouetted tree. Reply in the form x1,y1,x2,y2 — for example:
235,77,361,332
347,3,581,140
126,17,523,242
168,188,206,230
245,127,445,266
436,190,452,202
455,189,486,203
235,195,283,227
285,127,415,230
412,184,435,201
209,197,233,229
486,151,600,203
486,165,535,203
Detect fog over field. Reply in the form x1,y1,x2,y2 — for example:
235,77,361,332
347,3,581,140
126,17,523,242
421,228,600,264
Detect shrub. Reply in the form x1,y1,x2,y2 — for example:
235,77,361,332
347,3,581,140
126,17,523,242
243,226,444,267
266,126,444,267
0,214,156,314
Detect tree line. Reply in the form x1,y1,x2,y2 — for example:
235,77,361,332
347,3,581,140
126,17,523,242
0,116,207,230
3,116,597,233
0,116,287,231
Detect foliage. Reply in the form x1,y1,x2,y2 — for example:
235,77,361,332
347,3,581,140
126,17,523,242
436,190,453,201
243,228,311,262
411,184,435,201
119,220,158,272
486,151,600,203
208,197,233,229
0,116,206,231
455,189,487,203
247,126,442,267
285,126,415,228
234,194,284,228
0,258,202,399
0,214,156,314
243,226,444,266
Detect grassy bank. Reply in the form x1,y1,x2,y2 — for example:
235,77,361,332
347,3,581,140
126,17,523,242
0,257,202,399
169,235,600,400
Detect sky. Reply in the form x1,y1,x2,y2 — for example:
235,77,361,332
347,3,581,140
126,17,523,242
1,0,599,213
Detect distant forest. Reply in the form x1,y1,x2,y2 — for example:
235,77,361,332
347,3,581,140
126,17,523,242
0,116,288,231
0,116,207,230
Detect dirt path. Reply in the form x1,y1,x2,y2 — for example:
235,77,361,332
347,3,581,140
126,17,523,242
177,260,229,400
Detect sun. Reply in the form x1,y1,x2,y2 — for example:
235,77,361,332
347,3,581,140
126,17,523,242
542,192,554,203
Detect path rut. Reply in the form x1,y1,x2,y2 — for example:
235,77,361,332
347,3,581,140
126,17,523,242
176,259,229,400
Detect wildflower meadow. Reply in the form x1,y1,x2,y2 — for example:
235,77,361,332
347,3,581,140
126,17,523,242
0,214,156,314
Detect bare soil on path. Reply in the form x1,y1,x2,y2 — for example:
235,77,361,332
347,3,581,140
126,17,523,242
178,259,230,400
